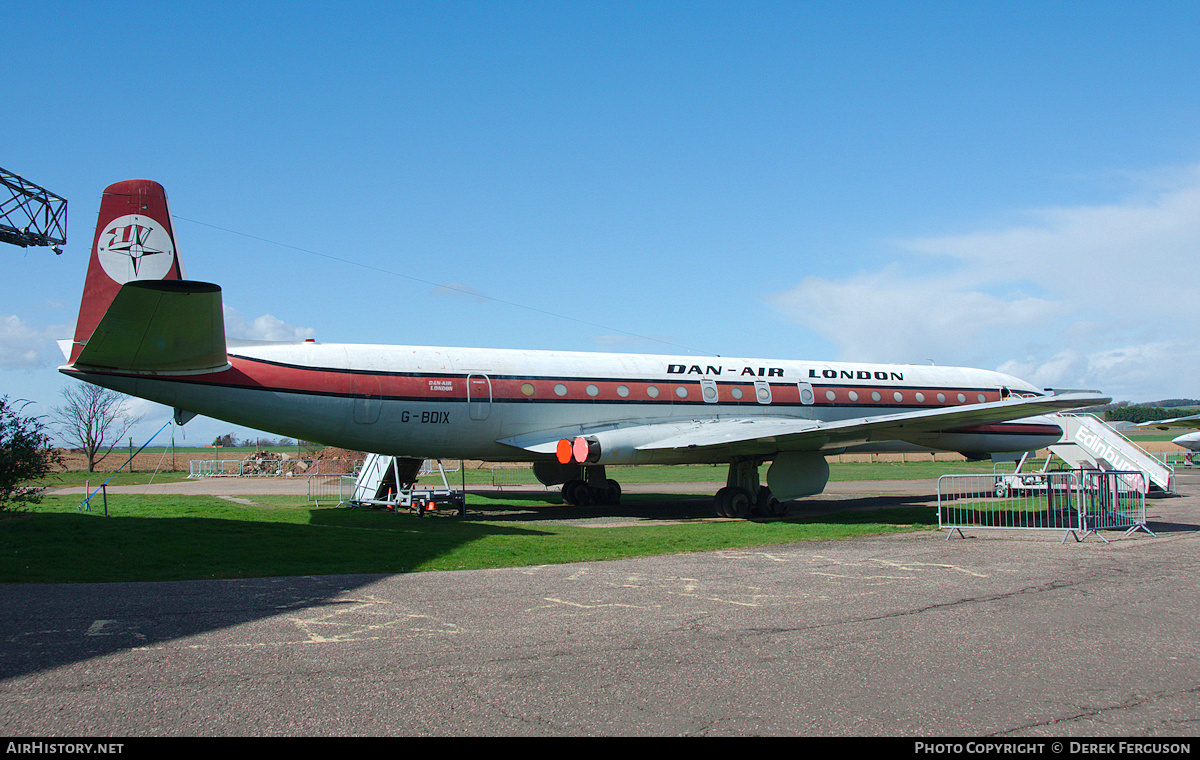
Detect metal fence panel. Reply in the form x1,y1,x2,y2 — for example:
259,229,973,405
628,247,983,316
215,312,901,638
307,475,355,506
939,472,1082,535
489,463,552,489
1078,470,1149,537
189,458,362,478
938,470,1151,542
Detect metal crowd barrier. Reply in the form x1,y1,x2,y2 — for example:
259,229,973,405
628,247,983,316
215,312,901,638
189,458,363,478
938,470,1153,543
489,463,552,489
1153,451,1197,469
419,459,460,476
307,474,356,506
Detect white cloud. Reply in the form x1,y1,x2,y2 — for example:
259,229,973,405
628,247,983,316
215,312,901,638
770,164,1200,401
0,315,70,369
222,305,315,342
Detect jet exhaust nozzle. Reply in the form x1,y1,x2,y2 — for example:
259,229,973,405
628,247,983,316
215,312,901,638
556,436,601,464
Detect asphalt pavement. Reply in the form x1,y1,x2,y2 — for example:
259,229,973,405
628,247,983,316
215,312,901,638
4,471,1199,737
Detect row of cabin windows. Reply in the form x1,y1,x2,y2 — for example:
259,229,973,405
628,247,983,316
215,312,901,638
517,381,987,405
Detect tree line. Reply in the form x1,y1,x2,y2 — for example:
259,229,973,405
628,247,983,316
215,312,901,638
1105,405,1200,424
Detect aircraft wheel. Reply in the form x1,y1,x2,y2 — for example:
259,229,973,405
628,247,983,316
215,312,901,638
715,486,751,518
603,479,622,505
727,487,752,518
757,487,782,517
714,487,733,517
713,488,728,517
562,479,582,505
568,480,593,507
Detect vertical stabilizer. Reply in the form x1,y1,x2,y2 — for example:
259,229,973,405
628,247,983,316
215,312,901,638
70,179,185,363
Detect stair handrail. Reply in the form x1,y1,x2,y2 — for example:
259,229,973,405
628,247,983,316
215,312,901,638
1058,412,1168,465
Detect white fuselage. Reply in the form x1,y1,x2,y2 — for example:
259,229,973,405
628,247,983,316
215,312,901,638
66,340,1061,463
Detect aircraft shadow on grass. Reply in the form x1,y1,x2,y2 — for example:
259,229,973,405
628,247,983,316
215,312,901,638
0,511,543,681
0,491,939,680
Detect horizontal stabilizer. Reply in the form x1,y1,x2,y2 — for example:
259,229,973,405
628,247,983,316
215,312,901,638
70,280,230,375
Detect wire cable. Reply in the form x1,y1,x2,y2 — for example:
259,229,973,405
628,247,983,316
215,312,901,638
174,215,716,356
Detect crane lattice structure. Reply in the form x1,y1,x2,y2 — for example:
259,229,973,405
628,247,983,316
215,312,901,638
1,167,67,253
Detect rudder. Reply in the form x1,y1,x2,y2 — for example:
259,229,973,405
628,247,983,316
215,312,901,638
68,179,185,363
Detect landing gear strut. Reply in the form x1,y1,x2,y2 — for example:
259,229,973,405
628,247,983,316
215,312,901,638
714,459,785,518
561,465,621,506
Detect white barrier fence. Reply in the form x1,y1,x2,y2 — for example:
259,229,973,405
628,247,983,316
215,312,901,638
307,474,356,506
419,460,460,476
489,463,553,490
189,458,363,478
938,470,1153,543
1153,451,1197,468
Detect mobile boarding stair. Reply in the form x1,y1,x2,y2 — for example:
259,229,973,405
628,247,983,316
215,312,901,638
351,454,466,517
1046,413,1175,496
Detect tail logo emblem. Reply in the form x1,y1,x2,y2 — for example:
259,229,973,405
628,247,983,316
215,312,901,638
97,215,175,283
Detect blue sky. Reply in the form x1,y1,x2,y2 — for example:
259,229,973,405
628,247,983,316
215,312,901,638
5,2,1200,447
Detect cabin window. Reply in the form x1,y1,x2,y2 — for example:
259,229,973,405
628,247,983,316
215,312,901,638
915,392,925,403
554,383,568,397
871,391,882,402
521,382,535,396
586,384,599,397
957,393,967,403
848,390,859,401
937,392,946,403
647,385,660,398
826,390,836,401
676,386,688,399
977,393,986,403
893,391,903,402
617,385,630,397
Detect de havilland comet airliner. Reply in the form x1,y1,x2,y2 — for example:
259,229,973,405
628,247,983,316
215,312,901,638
59,180,1110,516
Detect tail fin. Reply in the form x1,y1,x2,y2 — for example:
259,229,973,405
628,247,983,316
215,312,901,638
63,180,228,375
69,179,186,362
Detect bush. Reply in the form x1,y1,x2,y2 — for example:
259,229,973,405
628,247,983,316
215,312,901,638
0,397,62,511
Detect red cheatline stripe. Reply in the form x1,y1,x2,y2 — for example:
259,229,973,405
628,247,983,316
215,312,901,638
78,353,1018,410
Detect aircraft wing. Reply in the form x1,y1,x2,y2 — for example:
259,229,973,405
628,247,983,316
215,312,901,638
499,390,1109,459
1133,413,1200,429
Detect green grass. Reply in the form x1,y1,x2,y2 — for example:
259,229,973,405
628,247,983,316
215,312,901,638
27,459,996,490
4,460,973,583
32,470,194,488
0,492,937,583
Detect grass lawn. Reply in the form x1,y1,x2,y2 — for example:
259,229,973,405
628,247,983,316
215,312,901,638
0,489,938,583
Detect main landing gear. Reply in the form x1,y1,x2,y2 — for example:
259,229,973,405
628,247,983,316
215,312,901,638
561,465,622,506
714,459,786,518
